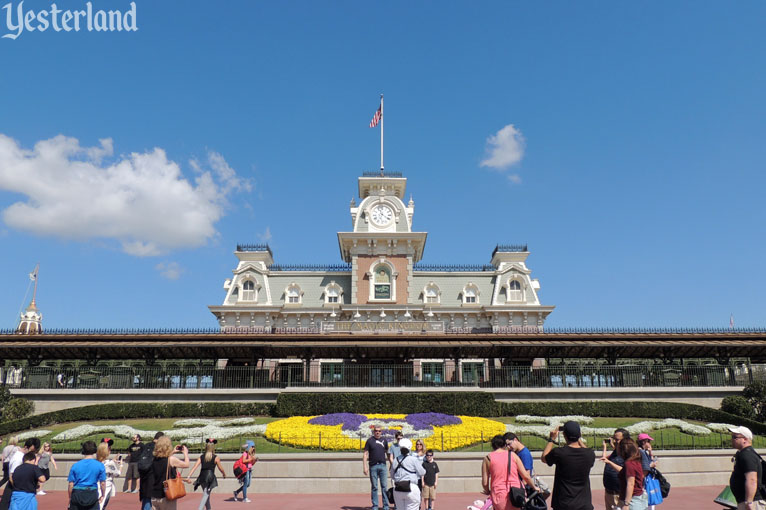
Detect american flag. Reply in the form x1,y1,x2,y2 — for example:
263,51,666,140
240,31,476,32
369,105,381,128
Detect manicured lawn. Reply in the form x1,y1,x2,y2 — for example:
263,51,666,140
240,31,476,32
8,415,764,454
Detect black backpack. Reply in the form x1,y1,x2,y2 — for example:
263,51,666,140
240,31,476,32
137,443,154,474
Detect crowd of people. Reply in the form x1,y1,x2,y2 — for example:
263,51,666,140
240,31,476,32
0,433,258,510
1,422,764,510
364,428,441,510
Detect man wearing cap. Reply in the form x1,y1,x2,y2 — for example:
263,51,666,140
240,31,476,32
729,426,765,510
363,427,390,510
602,428,630,510
541,421,596,510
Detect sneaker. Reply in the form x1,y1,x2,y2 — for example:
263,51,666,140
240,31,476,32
243,499,252,503
233,491,239,501
37,491,46,496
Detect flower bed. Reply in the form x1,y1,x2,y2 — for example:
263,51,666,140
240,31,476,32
265,413,505,451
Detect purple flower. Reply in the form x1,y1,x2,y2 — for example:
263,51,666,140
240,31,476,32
406,413,462,430
308,413,367,431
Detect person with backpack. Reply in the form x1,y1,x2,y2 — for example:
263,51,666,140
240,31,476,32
138,432,164,510
232,441,256,503
390,439,426,510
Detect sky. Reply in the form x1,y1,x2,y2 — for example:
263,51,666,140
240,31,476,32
1,1,765,330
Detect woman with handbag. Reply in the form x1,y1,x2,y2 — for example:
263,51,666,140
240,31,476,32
186,439,226,510
390,439,426,510
482,435,537,510
150,436,189,510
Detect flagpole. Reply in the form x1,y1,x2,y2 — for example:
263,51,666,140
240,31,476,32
380,94,384,175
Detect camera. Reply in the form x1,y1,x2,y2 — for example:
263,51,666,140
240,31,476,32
603,437,612,444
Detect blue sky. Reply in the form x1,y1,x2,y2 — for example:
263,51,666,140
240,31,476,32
1,1,765,329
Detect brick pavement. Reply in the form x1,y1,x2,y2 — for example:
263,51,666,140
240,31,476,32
14,486,728,510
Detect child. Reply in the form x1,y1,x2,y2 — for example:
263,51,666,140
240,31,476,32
421,449,439,510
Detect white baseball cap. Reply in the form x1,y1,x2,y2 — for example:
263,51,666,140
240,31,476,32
399,438,412,450
728,426,753,441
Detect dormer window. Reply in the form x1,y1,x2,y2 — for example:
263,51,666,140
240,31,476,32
463,283,479,305
424,283,440,304
325,282,343,305
242,280,256,301
508,279,523,302
286,284,302,305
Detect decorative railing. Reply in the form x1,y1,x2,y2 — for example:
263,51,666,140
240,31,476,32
2,363,764,391
267,264,352,272
1,326,765,336
492,244,529,255
413,264,496,272
362,171,403,178
235,243,272,255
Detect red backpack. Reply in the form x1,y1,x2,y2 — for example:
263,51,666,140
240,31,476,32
232,454,247,479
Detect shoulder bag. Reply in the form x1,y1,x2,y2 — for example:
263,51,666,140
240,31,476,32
163,459,186,501
507,450,526,508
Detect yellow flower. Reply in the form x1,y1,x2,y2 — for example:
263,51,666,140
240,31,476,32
264,414,505,451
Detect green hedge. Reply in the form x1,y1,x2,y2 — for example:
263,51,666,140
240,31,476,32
497,401,766,434
0,402,275,435
274,392,498,417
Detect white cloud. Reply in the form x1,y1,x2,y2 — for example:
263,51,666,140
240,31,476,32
507,174,522,185
480,124,526,170
257,227,272,243
155,261,183,280
0,134,250,256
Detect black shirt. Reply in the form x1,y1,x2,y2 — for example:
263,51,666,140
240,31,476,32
12,463,44,493
602,450,624,493
127,442,144,463
422,460,439,486
544,445,596,510
730,446,764,503
364,437,389,465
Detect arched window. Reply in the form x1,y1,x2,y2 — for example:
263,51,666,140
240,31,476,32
286,284,302,304
463,284,479,304
242,280,256,301
508,279,523,302
373,266,392,300
424,283,440,304
325,282,343,304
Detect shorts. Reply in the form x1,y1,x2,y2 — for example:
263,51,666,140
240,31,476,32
422,485,437,500
125,462,140,480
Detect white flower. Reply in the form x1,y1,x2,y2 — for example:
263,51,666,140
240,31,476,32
514,415,594,425
706,422,736,433
16,430,51,441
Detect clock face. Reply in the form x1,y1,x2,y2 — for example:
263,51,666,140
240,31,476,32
370,204,393,226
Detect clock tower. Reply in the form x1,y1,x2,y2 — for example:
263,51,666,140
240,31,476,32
338,172,427,305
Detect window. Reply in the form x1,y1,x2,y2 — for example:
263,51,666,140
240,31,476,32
373,266,392,300
463,284,479,304
242,280,256,301
508,279,522,302
424,283,440,304
421,362,444,383
286,284,302,304
325,282,343,305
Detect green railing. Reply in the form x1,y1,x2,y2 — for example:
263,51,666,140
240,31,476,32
2,363,764,390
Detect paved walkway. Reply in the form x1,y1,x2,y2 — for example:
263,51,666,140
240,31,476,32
22,486,727,510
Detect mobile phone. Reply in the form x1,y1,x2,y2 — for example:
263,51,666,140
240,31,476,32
117,454,123,461
603,438,612,444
